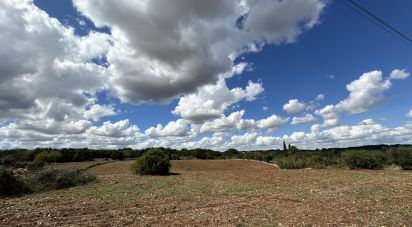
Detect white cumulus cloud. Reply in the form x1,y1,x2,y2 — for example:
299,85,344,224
291,114,316,125
315,69,409,127
172,78,263,123
200,110,288,133
145,119,192,138
390,69,410,80
283,99,306,114
73,0,325,104
256,120,412,150
84,104,117,122
407,109,412,118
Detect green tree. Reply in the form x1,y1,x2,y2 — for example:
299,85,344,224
111,151,125,160
131,148,170,175
33,151,50,164
48,151,62,164
224,148,239,159
34,151,61,165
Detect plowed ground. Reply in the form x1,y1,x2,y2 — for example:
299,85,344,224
1,160,411,226
49,161,103,170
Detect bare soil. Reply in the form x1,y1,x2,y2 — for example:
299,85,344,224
85,160,134,175
1,160,411,226
48,161,103,170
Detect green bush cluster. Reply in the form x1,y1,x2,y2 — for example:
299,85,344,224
131,148,170,175
390,148,412,170
2,145,412,171
29,169,96,191
274,151,342,169
0,168,31,196
33,151,62,164
276,157,310,169
274,148,412,170
10,161,45,170
0,168,96,197
111,151,125,160
342,150,386,170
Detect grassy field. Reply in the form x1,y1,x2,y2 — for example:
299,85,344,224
1,160,411,226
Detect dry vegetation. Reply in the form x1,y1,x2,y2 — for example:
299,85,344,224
48,161,104,170
1,160,411,226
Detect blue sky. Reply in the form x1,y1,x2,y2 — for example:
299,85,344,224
0,0,411,150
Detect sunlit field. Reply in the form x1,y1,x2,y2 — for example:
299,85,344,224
1,160,411,226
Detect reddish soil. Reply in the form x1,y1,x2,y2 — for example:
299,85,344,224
85,160,134,175
1,160,411,226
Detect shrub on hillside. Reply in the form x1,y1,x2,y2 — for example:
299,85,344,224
28,169,96,191
0,168,31,196
1,168,96,197
394,148,412,170
342,150,386,170
131,148,170,175
275,157,309,169
263,154,273,163
274,153,340,169
25,161,45,171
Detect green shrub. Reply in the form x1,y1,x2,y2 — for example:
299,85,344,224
395,149,412,170
263,154,273,163
55,170,96,189
132,148,170,175
274,152,344,169
33,151,50,164
0,168,31,196
28,169,96,191
342,150,386,170
25,161,45,171
111,151,125,160
275,156,309,169
10,161,45,171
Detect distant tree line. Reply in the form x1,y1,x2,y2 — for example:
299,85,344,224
1,144,411,170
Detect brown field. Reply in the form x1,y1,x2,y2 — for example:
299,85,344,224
85,160,134,175
47,161,104,170
1,160,412,226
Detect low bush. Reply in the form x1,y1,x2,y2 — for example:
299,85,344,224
132,148,170,175
0,168,31,197
1,167,97,197
25,161,45,171
342,150,386,170
275,156,309,169
9,161,45,171
394,148,412,170
274,152,342,169
29,169,96,191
